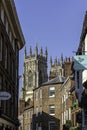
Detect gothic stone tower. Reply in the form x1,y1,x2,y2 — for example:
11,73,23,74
49,54,64,80
21,45,48,101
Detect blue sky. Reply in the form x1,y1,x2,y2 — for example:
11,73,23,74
14,0,87,89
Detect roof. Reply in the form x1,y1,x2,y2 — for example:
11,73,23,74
42,76,65,86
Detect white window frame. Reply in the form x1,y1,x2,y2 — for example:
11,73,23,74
49,104,55,115
49,86,55,97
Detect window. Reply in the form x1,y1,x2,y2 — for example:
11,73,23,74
0,75,2,107
62,113,63,125
49,121,57,130
49,104,55,115
10,31,12,42
3,81,7,114
36,106,38,116
49,87,55,97
0,35,3,61
40,89,42,98
1,5,4,23
0,75,2,90
28,111,30,118
5,44,7,69
84,108,87,125
6,18,8,33
40,106,42,115
36,123,38,130
28,71,33,87
62,97,63,103
36,91,38,101
16,68,18,86
77,71,79,89
13,38,15,51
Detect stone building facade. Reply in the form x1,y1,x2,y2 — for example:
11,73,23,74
33,76,64,130
60,76,74,130
21,45,48,101
49,55,73,80
23,101,33,130
49,55,64,80
19,45,74,130
0,0,25,130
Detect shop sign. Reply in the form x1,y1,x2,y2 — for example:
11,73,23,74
0,91,11,100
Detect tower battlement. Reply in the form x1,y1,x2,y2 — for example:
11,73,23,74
24,45,48,61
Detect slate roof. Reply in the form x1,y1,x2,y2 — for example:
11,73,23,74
42,76,65,86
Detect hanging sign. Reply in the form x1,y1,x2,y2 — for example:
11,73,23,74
73,55,87,70
0,91,11,100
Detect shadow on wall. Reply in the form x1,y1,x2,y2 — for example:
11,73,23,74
32,111,60,130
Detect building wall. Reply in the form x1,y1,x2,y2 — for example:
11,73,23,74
23,107,33,130
71,90,81,128
21,46,48,101
64,57,73,78
60,77,74,130
33,83,62,130
0,0,25,129
49,56,64,80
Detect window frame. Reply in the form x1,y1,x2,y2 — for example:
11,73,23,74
49,86,55,97
49,104,55,115
0,34,3,61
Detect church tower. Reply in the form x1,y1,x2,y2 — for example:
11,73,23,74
21,45,48,101
49,54,64,80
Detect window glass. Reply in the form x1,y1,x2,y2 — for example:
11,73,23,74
36,91,38,101
0,75,2,90
49,104,55,115
40,89,42,98
49,122,56,130
6,18,8,33
36,106,38,116
5,44,7,69
0,35,3,61
77,71,79,89
1,5,4,23
49,86,55,97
